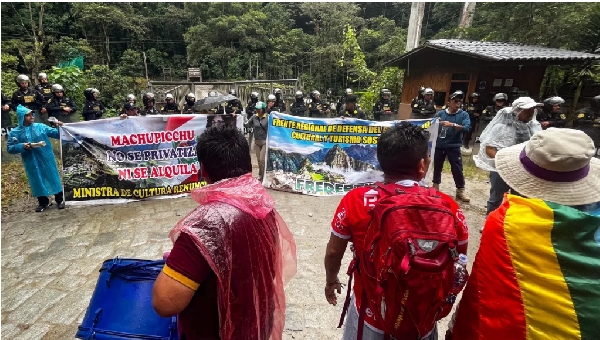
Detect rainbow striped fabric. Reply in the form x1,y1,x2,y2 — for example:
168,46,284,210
453,195,600,340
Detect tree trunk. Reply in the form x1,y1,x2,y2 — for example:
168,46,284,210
459,2,476,37
406,2,426,51
570,79,584,127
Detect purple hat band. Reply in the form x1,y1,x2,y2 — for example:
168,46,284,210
519,149,589,182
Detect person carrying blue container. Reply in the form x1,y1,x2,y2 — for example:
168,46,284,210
7,104,65,212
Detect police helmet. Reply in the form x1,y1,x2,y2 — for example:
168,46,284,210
383,89,392,98
165,93,174,101
208,91,218,97
418,86,426,94
470,92,480,98
380,88,388,97
250,92,259,100
126,94,136,102
311,90,320,99
51,84,64,93
255,101,267,110
449,91,465,101
423,88,434,96
83,88,94,100
185,93,195,101
345,88,353,95
143,92,155,105
274,88,282,95
38,73,48,81
494,93,508,102
15,74,30,86
91,88,100,96
267,94,276,102
543,96,565,106
295,90,304,99
592,95,600,109
229,89,236,96
543,96,565,112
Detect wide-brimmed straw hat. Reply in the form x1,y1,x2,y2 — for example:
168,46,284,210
496,128,600,206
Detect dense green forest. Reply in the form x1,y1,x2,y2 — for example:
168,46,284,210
1,2,599,112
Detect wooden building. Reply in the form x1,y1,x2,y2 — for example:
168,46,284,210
384,39,600,119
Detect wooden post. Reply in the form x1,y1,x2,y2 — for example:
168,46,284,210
406,2,426,52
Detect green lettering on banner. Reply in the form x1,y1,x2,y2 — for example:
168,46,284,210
305,181,315,193
324,182,335,194
315,182,323,194
335,184,344,194
295,179,305,191
343,185,353,193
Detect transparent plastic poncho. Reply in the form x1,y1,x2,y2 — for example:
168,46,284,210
473,107,542,172
169,173,297,340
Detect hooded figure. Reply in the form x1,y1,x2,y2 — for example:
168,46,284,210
7,105,64,211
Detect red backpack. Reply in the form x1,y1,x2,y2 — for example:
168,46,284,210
340,183,460,340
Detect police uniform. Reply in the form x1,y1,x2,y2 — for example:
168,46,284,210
338,108,367,119
181,103,196,114
410,97,437,119
225,99,243,115
462,101,483,147
161,102,181,114
373,99,396,121
47,94,78,123
308,100,330,118
83,99,106,121
290,97,307,117
35,83,54,104
10,88,45,124
139,107,161,116
536,110,566,129
574,106,600,158
273,99,286,113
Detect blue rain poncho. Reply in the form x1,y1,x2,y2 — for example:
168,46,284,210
7,105,63,197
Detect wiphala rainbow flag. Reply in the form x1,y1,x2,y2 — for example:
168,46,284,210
453,195,600,340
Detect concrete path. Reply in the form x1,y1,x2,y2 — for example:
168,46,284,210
1,159,488,339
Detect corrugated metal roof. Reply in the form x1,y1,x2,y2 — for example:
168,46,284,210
385,39,600,66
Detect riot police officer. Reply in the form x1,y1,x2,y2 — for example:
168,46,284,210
537,96,566,129
266,94,278,114
411,87,436,119
462,92,484,149
140,92,160,116
478,93,508,141
574,95,600,159
225,89,243,115
182,93,196,114
161,93,180,114
336,88,354,113
290,91,308,117
273,88,286,113
373,88,396,121
308,90,330,118
246,91,260,120
10,75,45,124
119,94,137,115
35,73,53,116
46,84,78,123
82,88,106,121
338,94,366,119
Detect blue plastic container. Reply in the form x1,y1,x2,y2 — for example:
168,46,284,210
76,258,178,340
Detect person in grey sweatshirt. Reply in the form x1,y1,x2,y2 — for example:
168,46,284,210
244,101,269,182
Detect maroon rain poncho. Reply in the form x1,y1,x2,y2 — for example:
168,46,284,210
169,173,296,340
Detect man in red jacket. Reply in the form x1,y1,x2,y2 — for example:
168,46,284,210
324,122,469,340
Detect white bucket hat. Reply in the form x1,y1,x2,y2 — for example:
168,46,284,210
496,128,600,206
